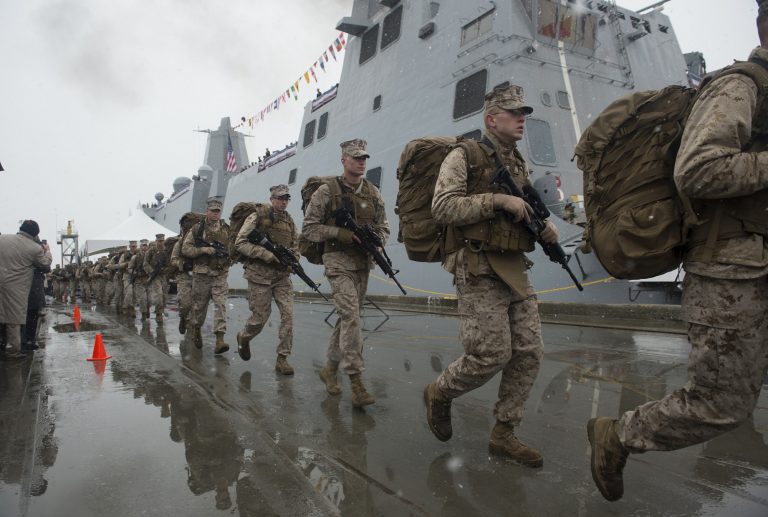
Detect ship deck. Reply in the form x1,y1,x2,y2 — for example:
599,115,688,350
1,298,766,516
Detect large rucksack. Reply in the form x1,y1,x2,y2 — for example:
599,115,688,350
297,176,343,264
574,61,768,280
395,136,484,262
228,202,269,262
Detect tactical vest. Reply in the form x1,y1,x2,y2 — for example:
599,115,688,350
686,61,768,262
250,206,296,266
446,140,535,255
132,252,148,279
193,220,230,270
324,178,380,255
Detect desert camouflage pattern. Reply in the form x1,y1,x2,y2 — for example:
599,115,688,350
326,269,369,374
191,273,228,334
241,277,294,356
171,240,193,324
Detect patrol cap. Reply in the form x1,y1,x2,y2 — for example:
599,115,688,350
140,239,149,245
129,240,138,246
340,139,369,158
155,233,165,240
270,184,291,199
484,85,533,115
207,198,223,211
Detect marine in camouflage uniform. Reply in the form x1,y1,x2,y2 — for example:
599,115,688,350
423,85,559,468
235,184,298,375
78,262,93,304
129,239,151,319
91,257,109,305
588,6,768,501
118,240,139,316
107,246,130,313
65,263,78,304
51,265,63,301
302,139,390,408
144,233,168,321
171,217,196,335
181,198,231,354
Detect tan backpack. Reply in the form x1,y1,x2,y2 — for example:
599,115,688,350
574,60,768,279
228,202,269,262
297,176,343,264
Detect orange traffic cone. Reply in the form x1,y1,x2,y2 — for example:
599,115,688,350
87,333,112,361
73,305,81,325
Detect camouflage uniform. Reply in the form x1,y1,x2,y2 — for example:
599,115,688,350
144,234,168,319
170,238,193,329
65,264,78,303
181,203,231,337
51,265,63,301
129,241,151,317
91,258,108,304
119,243,138,313
617,46,768,452
301,157,390,375
107,248,129,311
78,263,92,303
235,193,298,359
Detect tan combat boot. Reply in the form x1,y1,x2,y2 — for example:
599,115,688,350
349,373,375,407
236,332,251,361
193,326,203,349
319,362,342,395
489,420,543,468
587,417,629,502
214,332,229,354
275,354,294,375
424,382,452,442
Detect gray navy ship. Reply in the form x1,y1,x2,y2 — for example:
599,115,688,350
143,0,702,303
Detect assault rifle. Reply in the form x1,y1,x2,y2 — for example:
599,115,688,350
487,149,583,292
332,208,407,295
246,229,329,301
194,237,229,259
147,256,166,285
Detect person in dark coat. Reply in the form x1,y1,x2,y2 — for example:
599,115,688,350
22,252,50,350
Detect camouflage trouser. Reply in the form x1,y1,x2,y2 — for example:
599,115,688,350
68,280,77,302
241,275,294,356
105,278,115,305
326,268,369,375
191,272,228,334
122,277,135,309
94,279,106,304
133,280,149,312
176,272,192,323
53,280,61,301
80,280,92,303
618,273,768,452
148,276,166,315
113,277,123,309
436,275,543,425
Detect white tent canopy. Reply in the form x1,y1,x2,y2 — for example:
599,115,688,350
83,210,175,256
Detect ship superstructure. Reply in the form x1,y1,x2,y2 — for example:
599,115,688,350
145,0,693,303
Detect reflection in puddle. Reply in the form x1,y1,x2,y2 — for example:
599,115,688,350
52,322,110,333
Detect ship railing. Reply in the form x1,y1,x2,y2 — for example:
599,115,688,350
258,143,298,172
311,84,339,112
167,185,191,204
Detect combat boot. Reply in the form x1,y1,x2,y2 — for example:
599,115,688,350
349,373,375,407
275,354,294,375
214,332,229,354
155,312,164,322
178,317,186,335
319,362,342,395
193,326,203,349
236,332,251,361
587,417,629,501
489,421,543,468
424,382,452,442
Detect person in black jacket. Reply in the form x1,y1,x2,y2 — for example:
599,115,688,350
22,238,51,351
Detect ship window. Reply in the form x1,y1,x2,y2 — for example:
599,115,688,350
541,91,552,106
373,95,382,111
359,24,380,65
453,69,487,120
535,0,597,50
303,119,316,148
317,113,329,140
556,90,570,109
460,129,482,141
381,5,403,50
525,118,557,166
659,25,669,34
366,167,382,189
461,8,495,46
288,168,297,185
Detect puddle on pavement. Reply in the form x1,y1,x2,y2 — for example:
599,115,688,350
52,322,110,333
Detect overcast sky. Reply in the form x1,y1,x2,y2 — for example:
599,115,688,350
0,0,761,257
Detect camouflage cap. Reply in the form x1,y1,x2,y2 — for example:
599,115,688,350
270,184,291,199
140,239,149,245
155,233,165,240
485,85,533,115
207,197,223,211
129,240,138,246
340,138,369,158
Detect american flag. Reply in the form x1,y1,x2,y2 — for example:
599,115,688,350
225,134,237,172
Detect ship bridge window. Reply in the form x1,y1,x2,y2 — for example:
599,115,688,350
366,167,382,189
461,7,495,46
453,69,487,120
303,119,316,148
556,90,570,109
525,118,557,166
359,24,380,65
373,95,382,111
317,113,329,140
288,168,297,185
532,0,597,50
381,5,403,50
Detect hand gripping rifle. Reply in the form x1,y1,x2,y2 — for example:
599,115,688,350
246,229,329,301
484,141,583,291
147,255,166,285
332,208,407,295
194,237,229,259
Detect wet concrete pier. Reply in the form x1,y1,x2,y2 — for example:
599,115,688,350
1,297,766,516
